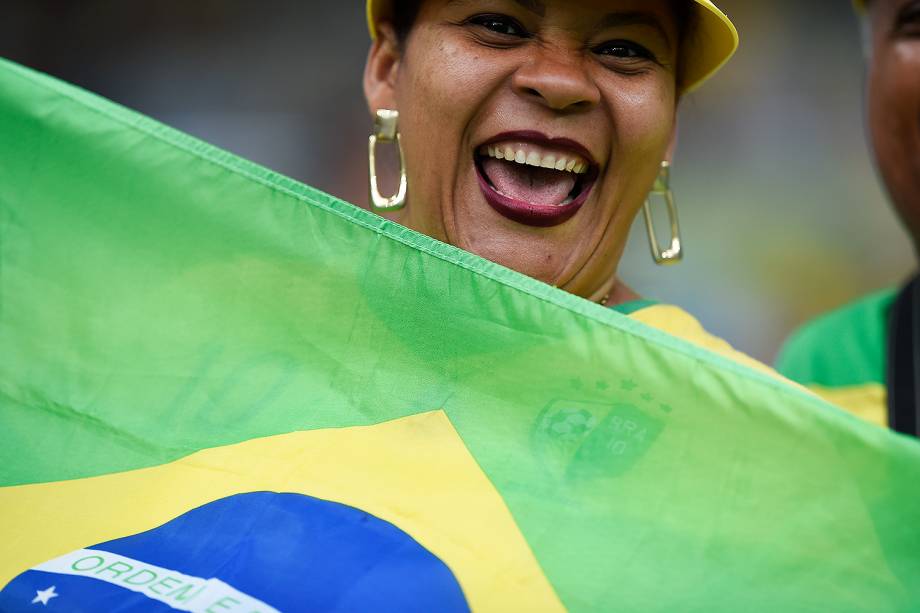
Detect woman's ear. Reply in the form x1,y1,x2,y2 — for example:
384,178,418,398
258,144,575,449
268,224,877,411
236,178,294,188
363,22,402,116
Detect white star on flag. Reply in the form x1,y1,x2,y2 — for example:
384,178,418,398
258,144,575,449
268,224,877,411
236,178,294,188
31,585,58,606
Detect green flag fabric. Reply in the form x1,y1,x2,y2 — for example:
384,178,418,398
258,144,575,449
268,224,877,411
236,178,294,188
1,57,919,612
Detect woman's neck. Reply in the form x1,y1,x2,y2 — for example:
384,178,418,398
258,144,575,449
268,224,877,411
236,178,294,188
591,279,640,307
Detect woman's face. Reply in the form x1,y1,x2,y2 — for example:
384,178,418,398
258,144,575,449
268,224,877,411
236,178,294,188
365,0,680,300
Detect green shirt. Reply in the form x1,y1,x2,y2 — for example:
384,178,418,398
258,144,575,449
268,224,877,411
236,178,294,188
776,288,895,427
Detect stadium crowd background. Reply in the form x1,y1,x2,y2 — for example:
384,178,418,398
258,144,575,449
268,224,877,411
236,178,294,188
2,0,911,362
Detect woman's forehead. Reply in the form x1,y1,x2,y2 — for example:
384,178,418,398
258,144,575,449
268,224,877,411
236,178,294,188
437,0,680,19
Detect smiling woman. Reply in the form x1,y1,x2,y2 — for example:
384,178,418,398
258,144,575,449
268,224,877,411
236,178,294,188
363,0,756,362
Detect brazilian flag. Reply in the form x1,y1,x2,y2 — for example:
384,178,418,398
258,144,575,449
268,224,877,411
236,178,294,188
1,57,919,612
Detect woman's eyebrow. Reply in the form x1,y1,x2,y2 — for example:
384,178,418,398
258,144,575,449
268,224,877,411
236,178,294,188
511,0,547,16
596,12,673,50
442,2,670,47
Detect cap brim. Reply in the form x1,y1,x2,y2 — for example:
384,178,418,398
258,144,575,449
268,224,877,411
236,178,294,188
682,0,739,93
366,0,383,39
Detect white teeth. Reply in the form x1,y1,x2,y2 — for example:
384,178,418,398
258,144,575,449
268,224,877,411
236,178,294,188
481,144,590,174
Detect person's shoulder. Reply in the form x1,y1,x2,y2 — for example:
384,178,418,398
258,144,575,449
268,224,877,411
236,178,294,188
776,288,897,388
621,301,783,381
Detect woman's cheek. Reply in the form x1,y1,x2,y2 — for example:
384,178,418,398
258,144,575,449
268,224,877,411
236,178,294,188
607,79,675,150
391,35,475,235
413,33,508,113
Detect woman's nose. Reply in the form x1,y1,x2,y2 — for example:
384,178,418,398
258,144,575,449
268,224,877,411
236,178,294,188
511,50,601,112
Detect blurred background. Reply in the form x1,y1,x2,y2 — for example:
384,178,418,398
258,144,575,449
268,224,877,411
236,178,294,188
1,0,913,362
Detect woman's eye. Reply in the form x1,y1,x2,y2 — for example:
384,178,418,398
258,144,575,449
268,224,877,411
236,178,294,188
468,14,528,38
896,1,920,35
593,41,654,61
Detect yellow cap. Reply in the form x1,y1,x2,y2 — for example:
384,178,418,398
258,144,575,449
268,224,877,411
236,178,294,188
366,0,739,93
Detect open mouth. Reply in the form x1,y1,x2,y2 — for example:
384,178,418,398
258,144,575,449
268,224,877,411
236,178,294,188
474,133,598,227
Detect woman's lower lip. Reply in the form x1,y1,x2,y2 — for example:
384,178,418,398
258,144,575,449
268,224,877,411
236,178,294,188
475,166,590,228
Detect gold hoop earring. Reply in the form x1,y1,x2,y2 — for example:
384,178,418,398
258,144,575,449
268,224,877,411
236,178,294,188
642,161,683,265
368,109,408,211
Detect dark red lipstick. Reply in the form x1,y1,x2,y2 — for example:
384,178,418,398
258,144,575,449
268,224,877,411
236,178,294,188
474,131,598,228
